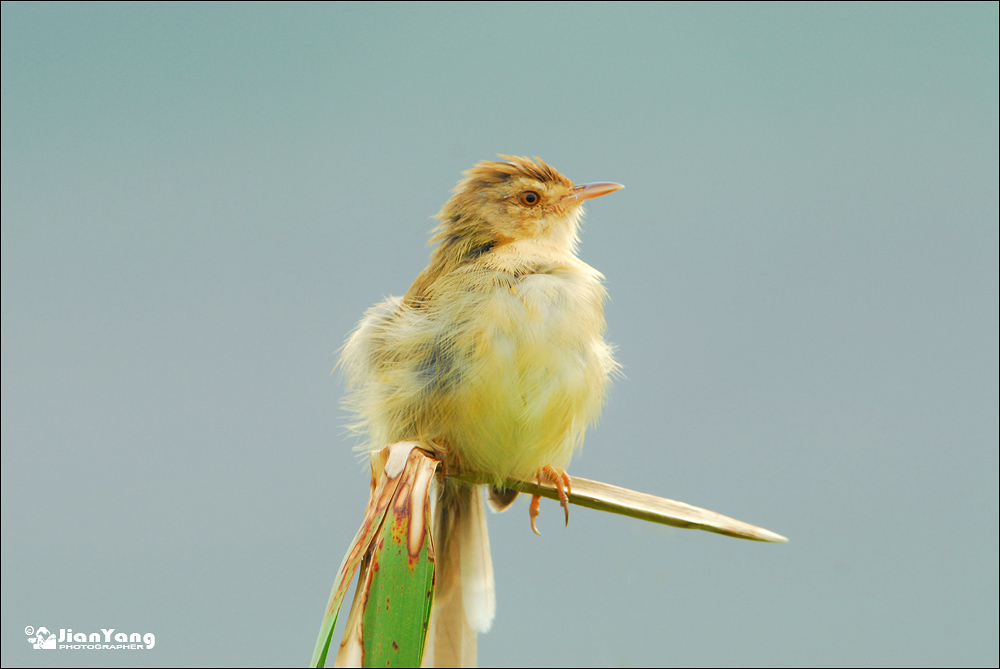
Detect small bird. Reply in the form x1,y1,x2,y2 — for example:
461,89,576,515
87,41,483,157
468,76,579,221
339,155,621,666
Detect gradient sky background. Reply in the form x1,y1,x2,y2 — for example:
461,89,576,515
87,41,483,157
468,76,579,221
2,3,997,667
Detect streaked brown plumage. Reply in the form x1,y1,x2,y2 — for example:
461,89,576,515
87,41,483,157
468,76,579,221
339,156,621,666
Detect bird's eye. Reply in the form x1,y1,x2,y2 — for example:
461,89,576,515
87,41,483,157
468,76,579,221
518,191,541,206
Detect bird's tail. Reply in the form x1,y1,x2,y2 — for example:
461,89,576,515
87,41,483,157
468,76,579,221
421,482,495,668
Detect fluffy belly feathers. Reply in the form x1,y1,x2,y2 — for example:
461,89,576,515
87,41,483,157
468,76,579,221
341,262,615,484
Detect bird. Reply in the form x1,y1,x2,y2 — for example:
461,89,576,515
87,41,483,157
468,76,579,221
339,155,622,666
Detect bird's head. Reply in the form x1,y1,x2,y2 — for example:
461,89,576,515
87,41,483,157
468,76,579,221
433,155,622,252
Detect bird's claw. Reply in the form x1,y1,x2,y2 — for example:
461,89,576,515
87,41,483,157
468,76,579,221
529,465,572,535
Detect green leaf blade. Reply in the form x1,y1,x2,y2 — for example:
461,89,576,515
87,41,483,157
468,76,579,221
361,448,437,667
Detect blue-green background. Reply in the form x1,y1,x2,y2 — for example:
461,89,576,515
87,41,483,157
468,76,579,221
2,3,997,666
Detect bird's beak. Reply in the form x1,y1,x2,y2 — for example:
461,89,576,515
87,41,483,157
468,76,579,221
561,182,624,205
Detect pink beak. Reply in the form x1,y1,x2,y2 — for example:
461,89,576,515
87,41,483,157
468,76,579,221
561,181,625,205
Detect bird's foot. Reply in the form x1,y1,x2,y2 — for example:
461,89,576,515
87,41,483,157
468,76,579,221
529,465,572,535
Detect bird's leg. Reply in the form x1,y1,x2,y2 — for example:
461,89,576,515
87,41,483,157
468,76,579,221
439,456,451,488
424,439,452,487
529,465,572,535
